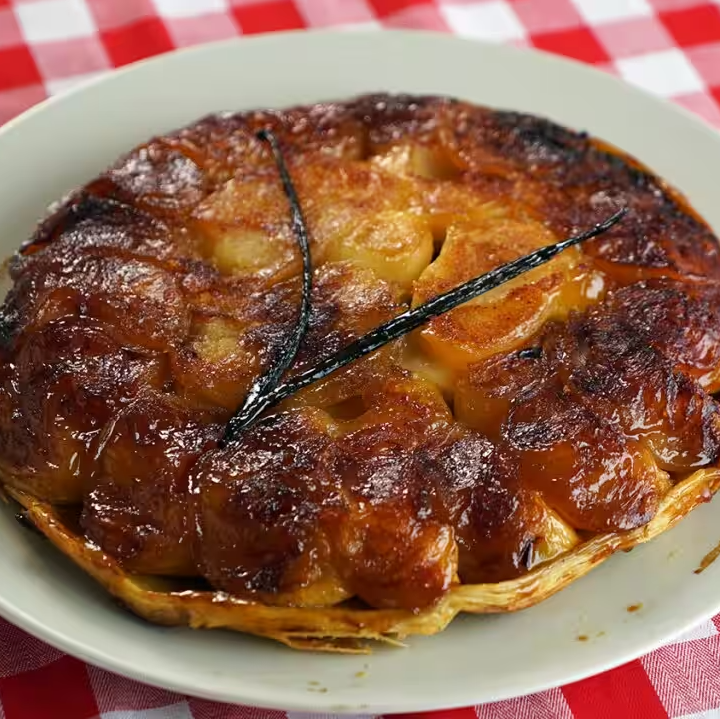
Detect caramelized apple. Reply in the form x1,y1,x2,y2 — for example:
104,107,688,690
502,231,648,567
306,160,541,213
504,376,670,531
81,394,221,575
0,317,165,503
330,378,457,609
192,408,351,606
413,216,582,370
455,348,547,439
547,313,720,471
600,279,720,392
192,172,300,282
414,427,580,583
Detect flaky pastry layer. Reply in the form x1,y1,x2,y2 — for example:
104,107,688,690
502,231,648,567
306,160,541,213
9,468,720,652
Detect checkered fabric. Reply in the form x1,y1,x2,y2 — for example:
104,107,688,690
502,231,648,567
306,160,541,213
1,0,720,126
1,0,720,717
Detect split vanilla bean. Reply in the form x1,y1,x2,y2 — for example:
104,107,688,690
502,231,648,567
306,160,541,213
222,198,627,444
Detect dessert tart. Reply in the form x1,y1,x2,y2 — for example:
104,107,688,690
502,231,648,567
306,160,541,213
2,94,720,653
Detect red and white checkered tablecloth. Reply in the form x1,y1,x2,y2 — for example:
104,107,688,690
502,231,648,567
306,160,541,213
2,0,720,717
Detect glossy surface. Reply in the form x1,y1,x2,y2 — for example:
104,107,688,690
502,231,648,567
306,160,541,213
3,88,720,612
2,30,720,711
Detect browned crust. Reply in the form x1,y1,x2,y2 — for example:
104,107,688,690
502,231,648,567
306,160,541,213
4,94,720,651
9,467,720,652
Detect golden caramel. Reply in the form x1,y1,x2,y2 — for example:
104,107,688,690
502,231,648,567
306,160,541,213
3,94,720,650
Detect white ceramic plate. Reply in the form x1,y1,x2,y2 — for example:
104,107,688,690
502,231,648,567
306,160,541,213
2,29,720,713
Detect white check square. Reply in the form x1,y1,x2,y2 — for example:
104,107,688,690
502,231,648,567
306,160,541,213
46,71,108,97
100,701,193,719
617,48,705,97
571,0,652,24
667,619,718,645
676,709,720,719
14,0,96,43
337,21,383,32
151,0,229,18
440,1,526,42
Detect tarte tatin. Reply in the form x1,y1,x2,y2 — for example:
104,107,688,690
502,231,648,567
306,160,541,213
2,94,720,652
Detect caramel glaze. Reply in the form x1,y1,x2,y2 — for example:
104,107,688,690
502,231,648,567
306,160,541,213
2,94,720,613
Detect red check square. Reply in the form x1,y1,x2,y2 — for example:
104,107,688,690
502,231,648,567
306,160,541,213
0,656,99,719
101,17,174,67
366,0,427,18
660,4,720,49
0,46,42,91
563,660,669,719
232,1,306,33
532,26,610,65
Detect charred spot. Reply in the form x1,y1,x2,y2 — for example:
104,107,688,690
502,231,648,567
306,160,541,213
20,188,160,262
595,150,656,191
572,371,612,398
495,111,582,151
244,324,294,370
473,110,589,168
67,192,130,223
